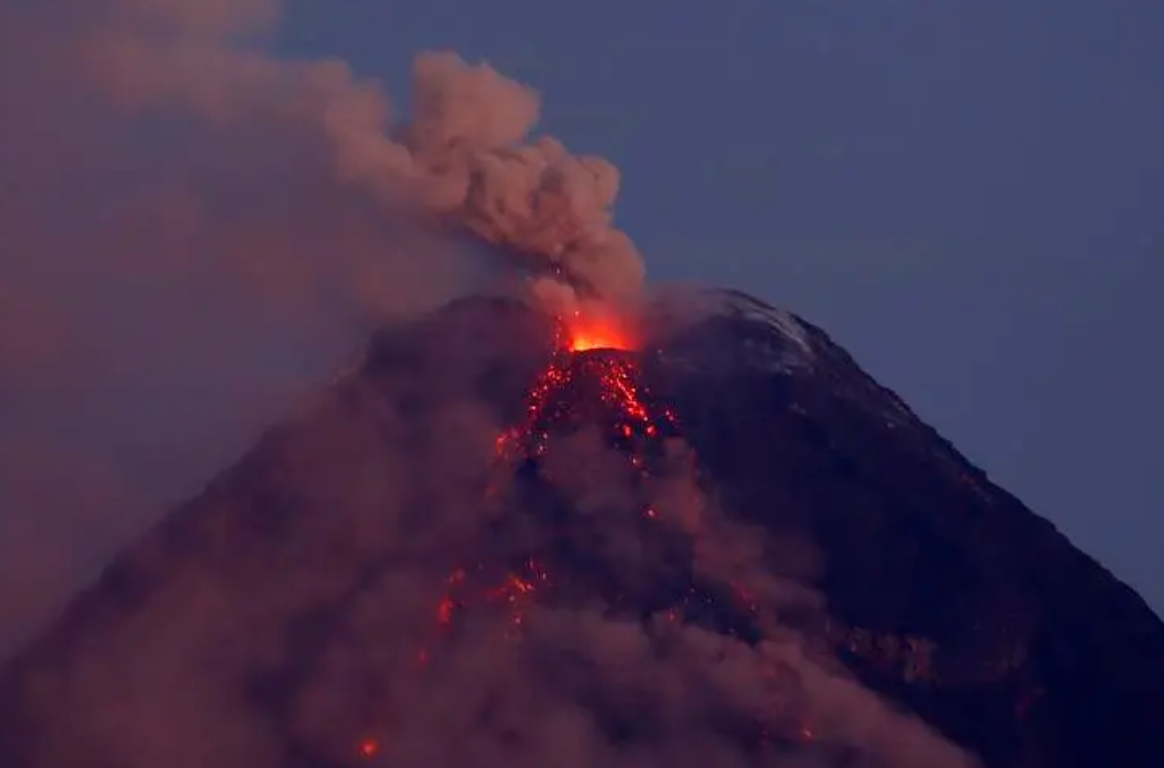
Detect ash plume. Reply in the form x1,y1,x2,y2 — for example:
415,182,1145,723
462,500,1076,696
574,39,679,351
0,2,981,767
80,0,646,310
0,0,641,655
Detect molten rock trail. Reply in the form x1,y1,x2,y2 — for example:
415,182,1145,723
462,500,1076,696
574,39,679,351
0,291,1161,768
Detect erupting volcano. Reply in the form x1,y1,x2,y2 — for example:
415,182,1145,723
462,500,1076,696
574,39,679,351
376,301,829,764
6,6,1160,765
564,310,637,353
0,289,1162,768
492,308,672,460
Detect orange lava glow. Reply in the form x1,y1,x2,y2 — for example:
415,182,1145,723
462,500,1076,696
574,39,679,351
565,309,635,352
361,313,823,758
490,327,674,466
418,559,551,660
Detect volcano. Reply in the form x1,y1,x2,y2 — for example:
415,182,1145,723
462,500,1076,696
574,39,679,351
0,288,1161,768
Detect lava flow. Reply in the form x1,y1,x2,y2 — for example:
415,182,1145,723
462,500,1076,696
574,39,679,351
356,308,818,762
565,308,633,352
491,310,676,463
408,311,666,677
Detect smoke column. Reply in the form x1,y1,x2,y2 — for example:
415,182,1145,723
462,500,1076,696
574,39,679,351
81,0,646,309
0,0,643,656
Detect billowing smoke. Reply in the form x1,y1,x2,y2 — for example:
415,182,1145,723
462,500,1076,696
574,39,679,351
80,0,645,309
0,0,641,656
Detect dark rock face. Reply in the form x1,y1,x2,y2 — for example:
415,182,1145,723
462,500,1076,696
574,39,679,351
0,289,1161,768
650,291,1164,768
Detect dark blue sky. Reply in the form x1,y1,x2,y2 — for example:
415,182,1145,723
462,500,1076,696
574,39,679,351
281,0,1163,609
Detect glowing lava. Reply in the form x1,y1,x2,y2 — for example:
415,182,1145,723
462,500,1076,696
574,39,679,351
362,306,820,759
565,309,635,352
358,738,380,759
490,309,675,464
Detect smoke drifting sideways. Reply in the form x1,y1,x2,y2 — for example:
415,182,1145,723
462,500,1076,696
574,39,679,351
0,0,643,657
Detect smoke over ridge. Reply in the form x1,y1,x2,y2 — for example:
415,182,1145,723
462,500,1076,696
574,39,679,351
0,0,641,655
0,3,979,767
82,0,645,308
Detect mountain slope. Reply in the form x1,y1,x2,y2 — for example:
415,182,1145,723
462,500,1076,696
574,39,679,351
0,289,1160,768
652,289,1164,767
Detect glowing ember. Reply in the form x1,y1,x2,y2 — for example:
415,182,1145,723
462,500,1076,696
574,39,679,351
436,595,456,626
565,309,634,352
390,308,819,756
358,738,380,759
418,559,551,660
570,329,624,352
347,308,832,765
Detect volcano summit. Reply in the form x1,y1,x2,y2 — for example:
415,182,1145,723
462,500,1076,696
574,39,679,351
0,288,1160,768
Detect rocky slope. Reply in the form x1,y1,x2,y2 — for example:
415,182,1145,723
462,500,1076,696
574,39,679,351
0,289,1160,768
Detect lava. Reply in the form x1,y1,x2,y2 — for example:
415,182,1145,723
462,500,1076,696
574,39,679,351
357,738,380,759
360,308,819,760
492,307,674,462
492,352,672,462
565,308,635,352
419,559,551,655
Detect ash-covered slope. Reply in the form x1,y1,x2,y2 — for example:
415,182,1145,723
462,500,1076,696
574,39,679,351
0,289,1160,768
650,290,1164,767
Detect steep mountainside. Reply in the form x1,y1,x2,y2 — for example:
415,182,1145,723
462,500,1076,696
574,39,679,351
0,289,1160,768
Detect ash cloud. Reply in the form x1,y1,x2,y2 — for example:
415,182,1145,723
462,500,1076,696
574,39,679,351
0,0,640,657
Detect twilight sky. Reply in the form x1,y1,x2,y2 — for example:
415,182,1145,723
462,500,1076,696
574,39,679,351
280,0,1163,609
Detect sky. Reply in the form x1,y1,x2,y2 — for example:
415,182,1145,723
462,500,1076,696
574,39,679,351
278,0,1163,609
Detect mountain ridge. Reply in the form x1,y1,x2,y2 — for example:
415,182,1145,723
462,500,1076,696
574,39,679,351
0,288,1160,768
